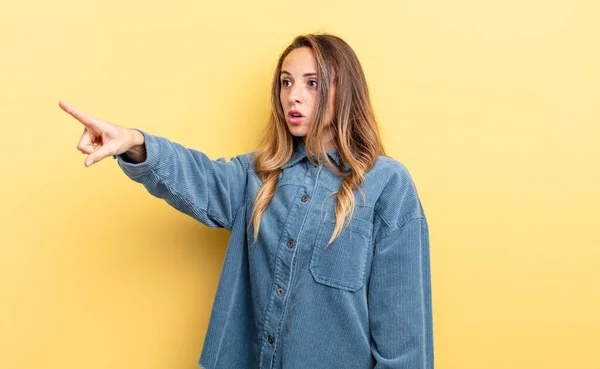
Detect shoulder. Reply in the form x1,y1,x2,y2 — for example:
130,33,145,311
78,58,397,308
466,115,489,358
226,152,255,171
369,155,426,233
234,152,260,185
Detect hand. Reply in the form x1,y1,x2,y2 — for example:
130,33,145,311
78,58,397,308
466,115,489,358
58,101,144,167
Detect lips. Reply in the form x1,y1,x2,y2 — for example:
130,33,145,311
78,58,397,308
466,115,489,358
287,110,305,125
288,110,304,118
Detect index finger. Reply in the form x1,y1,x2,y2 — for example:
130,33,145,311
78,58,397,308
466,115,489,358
58,101,100,129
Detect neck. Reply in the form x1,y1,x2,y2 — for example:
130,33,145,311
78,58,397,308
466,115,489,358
302,127,336,151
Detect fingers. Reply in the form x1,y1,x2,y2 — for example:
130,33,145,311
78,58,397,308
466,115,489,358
77,129,95,155
59,101,120,167
58,101,100,130
85,145,113,167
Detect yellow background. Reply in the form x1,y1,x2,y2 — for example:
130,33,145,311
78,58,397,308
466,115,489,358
1,0,598,368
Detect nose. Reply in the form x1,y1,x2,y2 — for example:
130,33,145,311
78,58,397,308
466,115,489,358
289,84,302,104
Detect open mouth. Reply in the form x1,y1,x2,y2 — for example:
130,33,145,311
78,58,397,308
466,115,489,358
287,110,305,125
288,110,304,118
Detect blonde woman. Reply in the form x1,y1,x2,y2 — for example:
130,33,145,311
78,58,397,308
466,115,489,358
60,33,433,369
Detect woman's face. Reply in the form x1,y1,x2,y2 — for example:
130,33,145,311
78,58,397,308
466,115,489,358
279,47,335,148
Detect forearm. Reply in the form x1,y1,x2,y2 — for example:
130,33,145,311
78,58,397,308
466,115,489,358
115,130,252,229
370,217,434,368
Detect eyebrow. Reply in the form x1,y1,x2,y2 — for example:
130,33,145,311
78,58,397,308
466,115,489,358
280,70,317,77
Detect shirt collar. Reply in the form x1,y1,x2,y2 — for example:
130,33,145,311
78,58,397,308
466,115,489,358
281,139,347,171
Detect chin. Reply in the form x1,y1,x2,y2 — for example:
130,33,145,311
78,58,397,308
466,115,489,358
287,125,309,138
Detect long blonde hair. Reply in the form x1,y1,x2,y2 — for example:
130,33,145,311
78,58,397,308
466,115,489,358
251,33,385,245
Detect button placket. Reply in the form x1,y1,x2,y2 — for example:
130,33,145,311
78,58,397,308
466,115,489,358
260,165,323,368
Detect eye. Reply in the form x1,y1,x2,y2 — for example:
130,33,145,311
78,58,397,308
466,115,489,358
308,80,318,88
281,79,292,87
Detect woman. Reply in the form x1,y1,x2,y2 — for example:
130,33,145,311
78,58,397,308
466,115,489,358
59,33,433,369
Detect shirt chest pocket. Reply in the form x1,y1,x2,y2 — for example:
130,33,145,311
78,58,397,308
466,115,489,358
309,211,373,292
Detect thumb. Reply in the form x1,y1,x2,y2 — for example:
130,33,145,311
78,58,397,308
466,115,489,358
85,145,114,167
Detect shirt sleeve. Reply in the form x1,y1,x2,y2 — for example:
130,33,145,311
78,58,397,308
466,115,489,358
368,216,434,369
115,129,252,230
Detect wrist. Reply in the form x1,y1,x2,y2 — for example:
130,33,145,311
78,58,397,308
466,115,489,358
120,129,147,164
130,129,145,147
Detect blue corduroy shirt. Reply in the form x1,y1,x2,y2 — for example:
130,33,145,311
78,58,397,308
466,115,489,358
116,130,433,369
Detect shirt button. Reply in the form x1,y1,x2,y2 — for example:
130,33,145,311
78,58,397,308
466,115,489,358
301,194,310,202
277,287,285,296
287,239,295,248
268,335,274,344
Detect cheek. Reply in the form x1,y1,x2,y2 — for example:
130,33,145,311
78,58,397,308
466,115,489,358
306,93,318,111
